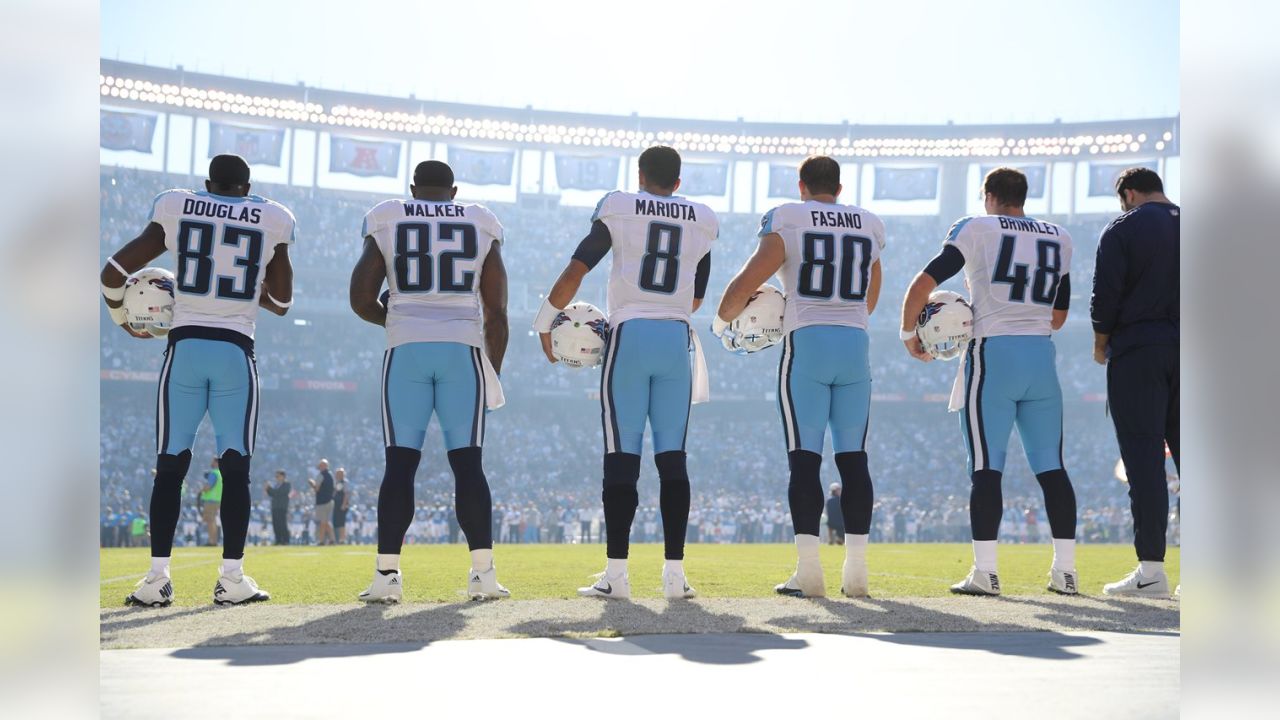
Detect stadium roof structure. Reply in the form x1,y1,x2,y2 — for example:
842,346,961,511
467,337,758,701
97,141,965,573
101,59,1178,162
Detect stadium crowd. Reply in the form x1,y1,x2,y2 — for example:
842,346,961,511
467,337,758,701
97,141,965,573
100,167,1176,549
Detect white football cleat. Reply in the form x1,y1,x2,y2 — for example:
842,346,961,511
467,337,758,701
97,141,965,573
1047,568,1079,595
775,560,825,598
578,570,630,599
662,568,697,599
358,570,403,604
950,566,1001,596
213,572,270,605
1175,584,1181,597
124,572,173,607
1103,567,1169,598
468,564,510,601
841,558,869,598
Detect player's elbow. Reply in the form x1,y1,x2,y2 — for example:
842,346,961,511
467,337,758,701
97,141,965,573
1051,310,1068,331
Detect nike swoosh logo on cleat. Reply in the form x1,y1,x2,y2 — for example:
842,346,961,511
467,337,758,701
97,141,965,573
1136,580,1161,589
597,582,612,595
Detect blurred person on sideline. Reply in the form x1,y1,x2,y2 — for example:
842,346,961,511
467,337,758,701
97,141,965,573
266,469,291,545
333,467,350,544
826,484,845,545
309,458,335,545
199,458,222,546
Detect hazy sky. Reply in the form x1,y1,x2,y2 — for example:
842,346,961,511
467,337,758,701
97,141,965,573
102,0,1178,125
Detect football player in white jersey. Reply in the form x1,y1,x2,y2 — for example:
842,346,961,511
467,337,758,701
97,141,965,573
714,156,884,598
900,167,1079,596
349,160,510,602
534,146,717,599
101,154,295,606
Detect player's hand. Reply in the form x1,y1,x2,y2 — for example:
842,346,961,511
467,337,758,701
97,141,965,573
904,336,932,362
120,322,153,339
1092,344,1107,365
539,332,557,364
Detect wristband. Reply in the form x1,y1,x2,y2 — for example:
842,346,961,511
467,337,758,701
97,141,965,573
267,293,293,309
899,327,918,342
107,256,129,277
532,297,562,333
107,304,127,325
102,281,126,303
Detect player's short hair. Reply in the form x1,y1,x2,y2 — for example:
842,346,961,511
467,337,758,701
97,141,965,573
799,156,841,195
638,146,681,189
413,160,455,188
276,469,286,477
208,154,251,186
1115,167,1163,195
983,167,1028,207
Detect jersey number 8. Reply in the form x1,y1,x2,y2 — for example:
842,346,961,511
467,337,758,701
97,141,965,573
638,222,681,294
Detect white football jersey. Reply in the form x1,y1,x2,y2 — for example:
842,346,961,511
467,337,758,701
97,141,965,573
944,214,1073,337
362,198,504,348
149,189,296,339
592,190,718,325
759,200,886,334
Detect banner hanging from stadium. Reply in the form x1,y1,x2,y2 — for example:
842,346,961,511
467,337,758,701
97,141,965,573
1088,160,1159,196
208,122,285,166
329,135,401,177
980,164,1047,198
873,167,939,200
768,165,799,197
449,147,514,185
680,162,728,196
100,110,156,153
554,155,620,190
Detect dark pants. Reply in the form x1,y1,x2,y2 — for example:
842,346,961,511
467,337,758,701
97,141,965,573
1107,344,1179,562
272,508,290,545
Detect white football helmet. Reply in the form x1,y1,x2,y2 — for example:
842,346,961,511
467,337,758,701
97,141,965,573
723,285,786,354
550,302,610,368
123,267,176,337
915,290,973,360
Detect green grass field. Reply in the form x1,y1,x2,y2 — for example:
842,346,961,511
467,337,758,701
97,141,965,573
100,543,1178,607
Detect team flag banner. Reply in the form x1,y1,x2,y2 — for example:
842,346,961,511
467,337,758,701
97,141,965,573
872,167,939,200
555,155,620,190
329,135,401,178
768,164,799,197
980,164,1047,198
208,122,285,166
680,162,728,196
100,110,156,152
449,147,515,185
1088,160,1159,196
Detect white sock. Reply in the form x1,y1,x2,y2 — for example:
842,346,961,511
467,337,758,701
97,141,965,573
150,556,170,577
973,540,998,572
1139,560,1164,577
1052,538,1076,571
470,548,493,571
845,534,868,563
795,533,821,563
606,558,628,577
221,558,243,577
664,559,684,575
376,553,400,572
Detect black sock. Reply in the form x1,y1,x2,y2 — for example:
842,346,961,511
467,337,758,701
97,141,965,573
149,450,191,558
655,451,690,560
218,450,252,560
602,452,641,559
448,446,492,550
834,451,873,535
377,446,422,555
787,450,824,536
970,469,1003,541
1035,468,1078,539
